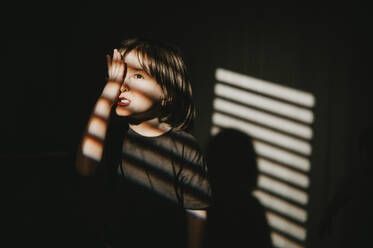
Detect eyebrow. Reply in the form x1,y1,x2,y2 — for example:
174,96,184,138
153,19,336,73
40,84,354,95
134,67,145,72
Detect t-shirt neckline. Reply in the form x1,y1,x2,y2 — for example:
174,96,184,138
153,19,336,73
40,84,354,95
128,126,174,139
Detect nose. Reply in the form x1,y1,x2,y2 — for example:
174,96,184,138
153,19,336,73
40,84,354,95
120,63,128,93
120,82,128,93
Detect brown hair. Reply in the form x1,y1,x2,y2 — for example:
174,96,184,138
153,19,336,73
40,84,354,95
119,37,196,131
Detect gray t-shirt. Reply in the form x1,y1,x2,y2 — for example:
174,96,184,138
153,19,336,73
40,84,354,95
101,123,211,248
118,127,211,209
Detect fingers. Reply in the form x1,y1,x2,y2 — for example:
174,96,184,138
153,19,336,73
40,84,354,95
107,49,125,84
116,50,124,81
113,49,121,77
106,54,112,75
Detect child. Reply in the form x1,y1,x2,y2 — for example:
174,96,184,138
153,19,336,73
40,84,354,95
75,37,211,248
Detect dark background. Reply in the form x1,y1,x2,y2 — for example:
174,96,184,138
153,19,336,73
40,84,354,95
2,3,372,247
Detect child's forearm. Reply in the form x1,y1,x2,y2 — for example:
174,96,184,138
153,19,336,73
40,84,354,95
76,49,125,176
186,210,207,248
76,81,120,176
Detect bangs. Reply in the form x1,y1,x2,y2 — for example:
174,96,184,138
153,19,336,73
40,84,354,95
135,47,159,81
120,40,163,79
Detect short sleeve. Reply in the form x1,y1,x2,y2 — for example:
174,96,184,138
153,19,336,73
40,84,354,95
175,133,212,209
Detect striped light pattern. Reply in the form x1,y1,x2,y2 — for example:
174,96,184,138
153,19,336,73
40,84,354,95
257,158,309,188
253,190,307,222
212,113,312,155
214,83,314,123
271,232,305,248
266,211,307,240
215,68,315,107
213,97,313,139
211,68,315,247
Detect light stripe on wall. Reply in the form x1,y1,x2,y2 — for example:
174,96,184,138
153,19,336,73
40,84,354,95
266,211,307,241
212,112,312,155
215,83,314,123
258,175,308,205
214,97,313,139
257,158,310,188
253,140,310,172
253,190,307,222
211,68,315,247
271,232,305,248
212,126,311,172
215,68,315,108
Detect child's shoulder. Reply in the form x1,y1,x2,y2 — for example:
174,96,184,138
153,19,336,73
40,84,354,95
168,128,200,146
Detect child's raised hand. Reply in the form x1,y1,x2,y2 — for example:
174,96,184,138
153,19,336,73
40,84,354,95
106,49,127,84
102,49,127,102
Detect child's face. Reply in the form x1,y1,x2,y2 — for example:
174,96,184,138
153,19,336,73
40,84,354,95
115,50,164,120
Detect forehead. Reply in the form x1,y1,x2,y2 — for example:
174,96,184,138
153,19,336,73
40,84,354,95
122,50,147,71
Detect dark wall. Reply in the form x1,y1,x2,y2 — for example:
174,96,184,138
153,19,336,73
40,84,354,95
3,4,372,247
180,8,372,248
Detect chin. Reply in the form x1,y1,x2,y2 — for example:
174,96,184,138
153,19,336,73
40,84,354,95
115,106,131,117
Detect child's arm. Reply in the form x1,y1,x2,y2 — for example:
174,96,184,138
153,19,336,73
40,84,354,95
75,49,126,176
186,210,207,248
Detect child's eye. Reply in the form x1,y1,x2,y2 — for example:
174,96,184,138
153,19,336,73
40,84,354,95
135,74,144,79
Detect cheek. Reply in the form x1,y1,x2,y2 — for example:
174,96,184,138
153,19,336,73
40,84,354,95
134,94,156,108
152,85,164,100
134,82,163,101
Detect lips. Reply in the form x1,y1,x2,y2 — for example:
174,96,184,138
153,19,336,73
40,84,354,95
117,97,130,106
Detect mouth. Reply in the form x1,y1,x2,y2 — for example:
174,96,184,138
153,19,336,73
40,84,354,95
117,97,130,106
